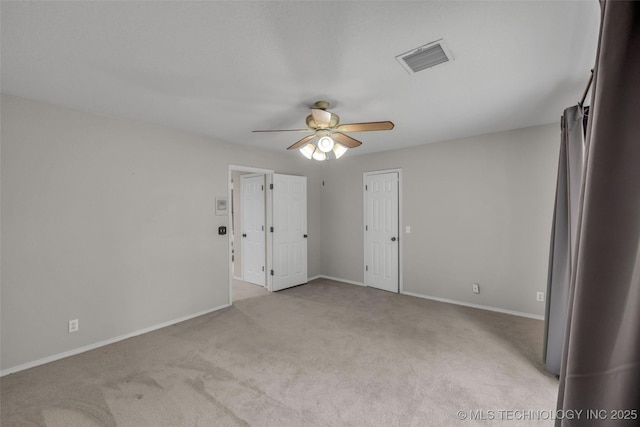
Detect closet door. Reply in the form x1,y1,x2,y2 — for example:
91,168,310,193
364,171,399,293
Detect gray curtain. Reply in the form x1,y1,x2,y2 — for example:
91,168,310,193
543,105,587,375
556,1,640,424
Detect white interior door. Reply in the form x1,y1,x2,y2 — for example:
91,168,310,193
241,174,265,286
364,171,399,293
271,174,307,291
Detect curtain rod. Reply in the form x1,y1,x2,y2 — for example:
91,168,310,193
579,69,594,107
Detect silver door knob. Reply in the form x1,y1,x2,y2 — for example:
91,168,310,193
391,237,397,241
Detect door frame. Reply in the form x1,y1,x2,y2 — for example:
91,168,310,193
228,165,274,305
363,168,403,293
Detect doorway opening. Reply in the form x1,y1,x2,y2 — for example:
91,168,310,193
228,165,273,305
227,166,310,304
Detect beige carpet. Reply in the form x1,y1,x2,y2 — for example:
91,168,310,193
233,279,270,302
1,279,558,426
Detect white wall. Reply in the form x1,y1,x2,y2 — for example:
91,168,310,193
320,124,559,317
0,95,322,372
1,94,559,373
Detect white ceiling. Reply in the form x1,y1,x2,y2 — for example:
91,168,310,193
1,1,600,156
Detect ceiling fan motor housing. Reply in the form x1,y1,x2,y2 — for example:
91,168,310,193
306,112,340,129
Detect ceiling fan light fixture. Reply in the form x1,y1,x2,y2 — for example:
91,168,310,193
317,136,335,153
255,100,393,158
299,143,316,159
312,150,326,161
333,143,348,159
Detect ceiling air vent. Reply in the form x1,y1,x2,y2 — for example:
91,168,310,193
396,39,454,75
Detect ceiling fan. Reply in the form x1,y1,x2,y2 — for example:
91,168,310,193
252,101,394,160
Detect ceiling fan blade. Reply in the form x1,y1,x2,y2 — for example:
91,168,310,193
333,132,363,148
287,134,316,150
252,129,311,133
311,108,332,127
335,121,395,132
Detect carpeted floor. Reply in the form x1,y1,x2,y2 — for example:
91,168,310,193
1,279,558,426
233,279,270,302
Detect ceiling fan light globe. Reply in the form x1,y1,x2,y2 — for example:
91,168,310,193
317,136,335,153
299,143,316,159
312,151,326,161
333,143,348,159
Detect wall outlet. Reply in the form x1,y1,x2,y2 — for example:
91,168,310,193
405,226,411,234
472,283,480,294
536,292,545,302
68,319,79,333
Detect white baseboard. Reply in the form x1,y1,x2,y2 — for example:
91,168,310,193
401,291,544,320
0,304,230,377
307,276,541,320
309,275,365,287
3,286,541,376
